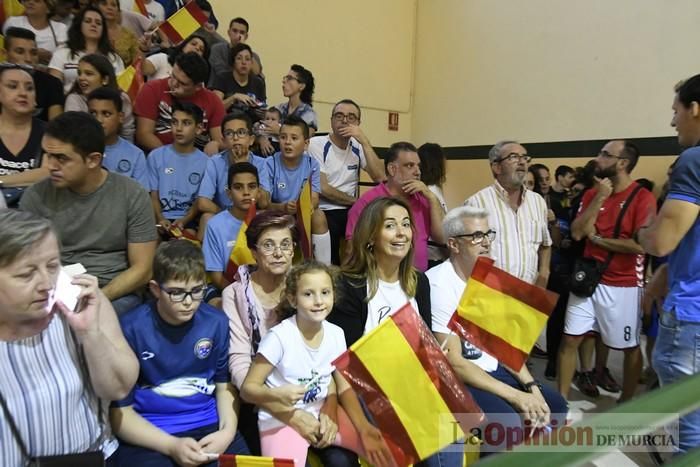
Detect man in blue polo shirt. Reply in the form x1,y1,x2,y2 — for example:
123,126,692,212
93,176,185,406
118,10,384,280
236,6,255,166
638,74,700,454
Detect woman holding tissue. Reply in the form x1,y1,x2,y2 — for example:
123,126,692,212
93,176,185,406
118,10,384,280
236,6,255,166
0,210,138,467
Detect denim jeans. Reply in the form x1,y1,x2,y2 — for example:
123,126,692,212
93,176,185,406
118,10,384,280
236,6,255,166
652,308,700,454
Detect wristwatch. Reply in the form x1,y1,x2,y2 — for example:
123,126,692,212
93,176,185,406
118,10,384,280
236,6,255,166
521,380,543,393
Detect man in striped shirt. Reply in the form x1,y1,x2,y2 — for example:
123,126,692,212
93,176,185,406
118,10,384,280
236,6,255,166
464,140,552,287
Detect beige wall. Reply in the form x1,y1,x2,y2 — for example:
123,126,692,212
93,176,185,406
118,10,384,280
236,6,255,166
412,0,700,146
209,0,417,146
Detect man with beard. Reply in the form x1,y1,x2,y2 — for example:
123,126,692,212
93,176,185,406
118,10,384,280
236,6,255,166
557,140,656,403
465,140,552,287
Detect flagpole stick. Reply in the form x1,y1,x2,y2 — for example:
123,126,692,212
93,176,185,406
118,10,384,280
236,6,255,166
439,330,455,352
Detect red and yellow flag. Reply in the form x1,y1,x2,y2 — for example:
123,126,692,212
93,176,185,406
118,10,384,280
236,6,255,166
333,304,484,466
448,257,558,371
158,0,208,44
132,0,148,16
116,57,144,103
224,201,257,282
1,0,24,25
296,179,312,259
218,454,294,467
167,225,201,246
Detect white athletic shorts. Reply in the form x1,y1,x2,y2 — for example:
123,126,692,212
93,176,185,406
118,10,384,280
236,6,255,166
564,283,642,349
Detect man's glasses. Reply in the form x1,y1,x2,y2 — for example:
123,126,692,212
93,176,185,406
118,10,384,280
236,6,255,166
332,112,359,124
160,284,206,302
256,240,294,255
494,153,532,164
452,229,497,245
223,128,250,139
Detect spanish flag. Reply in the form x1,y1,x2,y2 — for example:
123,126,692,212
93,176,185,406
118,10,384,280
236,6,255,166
448,257,558,371
158,0,208,44
224,200,257,282
0,0,23,24
132,0,148,16
167,225,201,246
116,57,144,103
333,304,484,465
218,455,294,467
296,179,312,259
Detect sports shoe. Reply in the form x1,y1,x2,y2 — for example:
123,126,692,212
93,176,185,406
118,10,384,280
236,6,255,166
595,367,621,393
576,370,600,398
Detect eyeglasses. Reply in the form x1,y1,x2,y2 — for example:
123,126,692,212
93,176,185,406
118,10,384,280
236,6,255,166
332,112,359,124
598,150,627,160
223,128,250,139
282,74,303,83
159,284,206,302
494,153,532,164
256,239,295,255
452,229,497,245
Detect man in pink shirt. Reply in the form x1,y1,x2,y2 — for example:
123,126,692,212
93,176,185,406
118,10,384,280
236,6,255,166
345,141,446,271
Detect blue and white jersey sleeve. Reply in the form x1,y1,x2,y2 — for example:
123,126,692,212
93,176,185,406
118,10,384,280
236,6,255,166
667,148,700,205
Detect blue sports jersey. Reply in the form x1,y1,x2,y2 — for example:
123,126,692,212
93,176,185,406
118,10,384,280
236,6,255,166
147,145,208,219
114,301,230,434
202,210,243,272
103,137,149,190
264,152,321,203
197,151,269,209
664,146,700,322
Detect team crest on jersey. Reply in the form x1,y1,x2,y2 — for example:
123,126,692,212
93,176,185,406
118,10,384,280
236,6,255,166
277,182,286,189
189,173,202,185
117,159,132,173
165,167,175,175
194,338,213,359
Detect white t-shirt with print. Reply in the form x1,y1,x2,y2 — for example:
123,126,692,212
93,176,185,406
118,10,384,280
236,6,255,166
257,316,347,431
426,259,499,372
364,279,419,335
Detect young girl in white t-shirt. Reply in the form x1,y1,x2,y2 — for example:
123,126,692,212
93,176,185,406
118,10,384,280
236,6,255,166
241,261,392,467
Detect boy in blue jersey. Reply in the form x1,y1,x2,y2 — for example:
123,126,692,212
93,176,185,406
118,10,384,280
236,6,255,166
202,162,260,291
111,240,249,465
264,115,331,264
148,102,209,236
88,88,149,190
196,111,270,240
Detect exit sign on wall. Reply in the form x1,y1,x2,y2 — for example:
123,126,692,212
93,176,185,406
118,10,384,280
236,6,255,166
388,112,399,131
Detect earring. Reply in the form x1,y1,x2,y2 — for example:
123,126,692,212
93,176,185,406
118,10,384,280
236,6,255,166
366,243,374,251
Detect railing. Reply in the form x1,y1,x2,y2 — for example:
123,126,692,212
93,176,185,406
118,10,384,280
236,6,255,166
477,372,700,466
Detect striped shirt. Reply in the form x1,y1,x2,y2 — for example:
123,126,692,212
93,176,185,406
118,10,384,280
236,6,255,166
465,181,551,284
0,315,116,467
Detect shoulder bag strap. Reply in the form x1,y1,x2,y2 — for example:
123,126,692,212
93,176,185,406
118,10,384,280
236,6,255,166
600,183,644,270
0,389,32,460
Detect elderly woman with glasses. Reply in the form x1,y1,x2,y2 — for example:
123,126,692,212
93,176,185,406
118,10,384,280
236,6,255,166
256,64,316,156
222,210,358,465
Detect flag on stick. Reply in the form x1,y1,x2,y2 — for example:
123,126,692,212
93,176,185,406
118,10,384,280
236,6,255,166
448,256,558,371
333,304,484,465
218,454,295,467
158,0,208,44
116,57,144,103
224,201,257,282
296,179,312,259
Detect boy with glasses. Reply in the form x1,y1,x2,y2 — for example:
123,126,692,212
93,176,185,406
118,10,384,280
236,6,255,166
196,111,270,239
111,240,249,465
308,99,385,265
